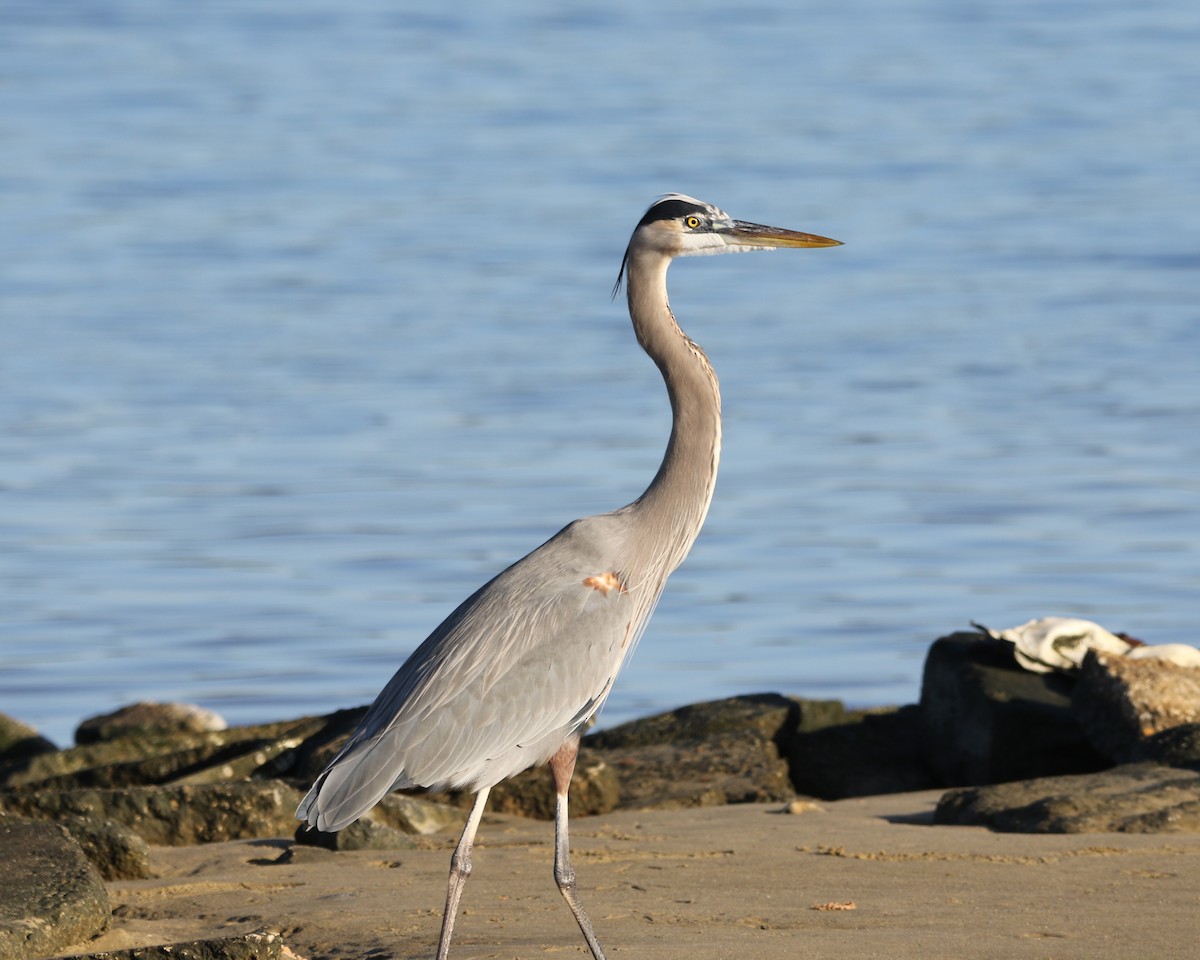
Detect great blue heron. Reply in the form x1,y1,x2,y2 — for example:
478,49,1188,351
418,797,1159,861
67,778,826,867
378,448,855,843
297,194,841,960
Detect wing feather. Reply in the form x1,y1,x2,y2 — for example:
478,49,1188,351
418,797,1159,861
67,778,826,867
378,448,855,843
298,515,655,832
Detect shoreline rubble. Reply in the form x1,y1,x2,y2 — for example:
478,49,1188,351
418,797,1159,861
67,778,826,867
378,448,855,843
3,628,1198,960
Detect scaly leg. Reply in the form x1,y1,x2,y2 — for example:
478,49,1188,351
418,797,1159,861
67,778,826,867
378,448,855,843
436,786,490,960
549,737,607,960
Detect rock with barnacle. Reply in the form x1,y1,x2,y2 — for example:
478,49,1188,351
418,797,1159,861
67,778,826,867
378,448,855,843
1072,650,1200,763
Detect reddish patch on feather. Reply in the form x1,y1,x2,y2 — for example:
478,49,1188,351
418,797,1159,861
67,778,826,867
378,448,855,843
582,572,625,596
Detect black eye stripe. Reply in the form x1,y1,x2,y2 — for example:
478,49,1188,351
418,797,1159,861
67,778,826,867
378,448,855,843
636,199,710,228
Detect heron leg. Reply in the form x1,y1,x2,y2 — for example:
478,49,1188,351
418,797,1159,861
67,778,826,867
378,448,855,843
549,737,607,960
436,786,490,960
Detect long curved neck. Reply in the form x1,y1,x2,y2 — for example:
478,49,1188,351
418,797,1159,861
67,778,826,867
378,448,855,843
623,249,722,576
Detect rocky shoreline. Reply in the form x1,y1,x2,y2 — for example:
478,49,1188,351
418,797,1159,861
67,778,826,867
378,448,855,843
3,629,1199,960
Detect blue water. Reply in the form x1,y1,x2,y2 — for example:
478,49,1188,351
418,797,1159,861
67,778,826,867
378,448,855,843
2,0,1198,747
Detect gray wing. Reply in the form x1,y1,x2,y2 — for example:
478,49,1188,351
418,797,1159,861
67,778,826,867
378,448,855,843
297,514,649,832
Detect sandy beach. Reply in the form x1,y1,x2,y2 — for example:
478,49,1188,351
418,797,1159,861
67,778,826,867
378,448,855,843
65,789,1200,960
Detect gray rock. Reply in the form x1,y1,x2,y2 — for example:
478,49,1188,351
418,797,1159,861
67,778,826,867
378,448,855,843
603,733,794,810
165,719,328,786
1,732,218,790
371,792,464,835
584,693,805,749
60,931,288,960
59,816,153,881
919,631,1108,786
8,741,258,792
577,694,932,807
1,780,303,845
934,762,1200,833
1073,650,1200,762
1,716,326,791
584,695,801,809
0,714,57,765
789,705,938,799
0,819,109,960
75,701,227,746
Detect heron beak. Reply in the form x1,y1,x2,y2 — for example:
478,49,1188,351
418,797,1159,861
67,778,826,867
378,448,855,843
723,220,842,249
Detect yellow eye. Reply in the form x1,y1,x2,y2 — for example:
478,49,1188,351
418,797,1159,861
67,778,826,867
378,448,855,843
685,216,701,229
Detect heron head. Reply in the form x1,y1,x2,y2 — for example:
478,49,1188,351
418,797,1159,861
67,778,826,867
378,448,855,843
614,193,841,295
